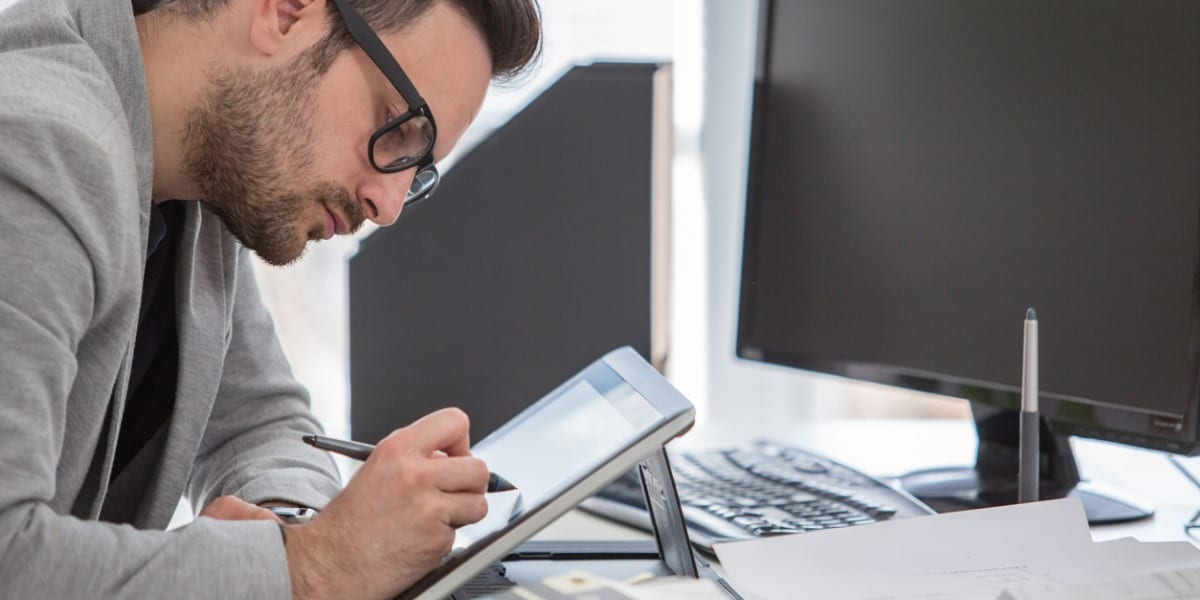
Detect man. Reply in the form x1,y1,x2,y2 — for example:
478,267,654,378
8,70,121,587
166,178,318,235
0,0,540,596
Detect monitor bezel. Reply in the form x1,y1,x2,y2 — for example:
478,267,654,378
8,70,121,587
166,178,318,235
734,0,1200,456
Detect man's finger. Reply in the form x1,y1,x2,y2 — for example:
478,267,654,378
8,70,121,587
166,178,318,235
443,491,490,528
406,407,472,456
432,456,490,493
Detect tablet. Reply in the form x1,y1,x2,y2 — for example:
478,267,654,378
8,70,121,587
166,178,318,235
399,346,696,600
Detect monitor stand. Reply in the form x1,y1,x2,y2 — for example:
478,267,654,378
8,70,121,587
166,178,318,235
898,402,1154,524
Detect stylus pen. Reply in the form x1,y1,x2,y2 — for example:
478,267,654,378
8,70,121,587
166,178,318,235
302,434,517,492
1018,308,1039,503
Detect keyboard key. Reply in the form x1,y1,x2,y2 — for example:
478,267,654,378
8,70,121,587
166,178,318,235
732,516,766,529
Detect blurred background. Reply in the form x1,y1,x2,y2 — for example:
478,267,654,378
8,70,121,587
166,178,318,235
0,0,966,481
252,0,965,458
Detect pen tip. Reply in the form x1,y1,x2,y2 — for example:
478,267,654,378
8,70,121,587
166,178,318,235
1026,307,1036,320
488,473,517,492
302,434,317,445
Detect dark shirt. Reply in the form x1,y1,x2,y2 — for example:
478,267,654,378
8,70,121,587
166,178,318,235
113,201,182,477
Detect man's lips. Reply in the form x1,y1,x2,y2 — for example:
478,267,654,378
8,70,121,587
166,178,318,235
322,203,350,238
321,207,335,240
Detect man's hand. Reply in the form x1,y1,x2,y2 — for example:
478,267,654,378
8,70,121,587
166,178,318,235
284,408,489,600
199,495,283,523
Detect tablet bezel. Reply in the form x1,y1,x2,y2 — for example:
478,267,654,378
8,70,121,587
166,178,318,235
399,346,696,600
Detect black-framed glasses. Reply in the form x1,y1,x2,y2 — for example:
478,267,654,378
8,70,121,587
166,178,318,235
330,0,440,207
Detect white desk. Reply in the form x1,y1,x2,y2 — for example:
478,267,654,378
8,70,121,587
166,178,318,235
536,418,1200,545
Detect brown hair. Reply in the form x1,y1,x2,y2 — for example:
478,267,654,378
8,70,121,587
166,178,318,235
156,0,542,82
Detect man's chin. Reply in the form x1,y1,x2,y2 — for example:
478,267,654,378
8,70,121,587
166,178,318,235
254,246,307,267
252,238,310,267
233,228,309,267
207,201,320,266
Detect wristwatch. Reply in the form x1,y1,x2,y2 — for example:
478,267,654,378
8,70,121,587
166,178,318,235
267,506,318,524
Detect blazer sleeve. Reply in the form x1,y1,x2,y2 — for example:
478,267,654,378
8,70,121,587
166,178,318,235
187,245,342,512
0,113,295,598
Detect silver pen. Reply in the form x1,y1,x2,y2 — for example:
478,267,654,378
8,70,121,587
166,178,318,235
1018,308,1039,503
301,434,517,492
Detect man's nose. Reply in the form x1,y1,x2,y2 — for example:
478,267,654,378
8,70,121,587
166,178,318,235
357,169,416,226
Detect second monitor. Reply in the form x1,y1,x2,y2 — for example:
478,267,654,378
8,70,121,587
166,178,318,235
349,62,672,444
738,0,1200,522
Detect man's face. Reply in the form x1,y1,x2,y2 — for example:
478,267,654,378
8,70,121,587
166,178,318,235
183,3,491,266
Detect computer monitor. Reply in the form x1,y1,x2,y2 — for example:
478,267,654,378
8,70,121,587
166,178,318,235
737,0,1200,523
349,62,672,444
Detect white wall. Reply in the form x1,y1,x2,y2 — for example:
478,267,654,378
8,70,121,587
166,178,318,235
699,0,832,428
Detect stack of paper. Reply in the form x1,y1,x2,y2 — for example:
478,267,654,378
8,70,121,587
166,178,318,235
714,498,1200,600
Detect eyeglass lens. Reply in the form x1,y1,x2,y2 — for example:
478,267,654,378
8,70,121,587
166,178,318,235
404,166,439,205
375,114,436,171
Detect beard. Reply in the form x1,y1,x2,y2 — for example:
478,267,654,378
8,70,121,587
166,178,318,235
182,44,365,266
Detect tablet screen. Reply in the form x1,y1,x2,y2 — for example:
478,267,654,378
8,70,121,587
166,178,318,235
403,347,696,600
453,363,662,547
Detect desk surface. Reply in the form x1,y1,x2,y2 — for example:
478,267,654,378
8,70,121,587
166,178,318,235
535,418,1200,546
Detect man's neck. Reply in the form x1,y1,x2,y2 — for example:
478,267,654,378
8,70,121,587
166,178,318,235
135,10,210,203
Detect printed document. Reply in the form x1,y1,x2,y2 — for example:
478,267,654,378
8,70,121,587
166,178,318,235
714,498,1200,600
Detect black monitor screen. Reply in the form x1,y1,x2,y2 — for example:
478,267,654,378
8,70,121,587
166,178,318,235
349,63,667,444
738,0,1200,453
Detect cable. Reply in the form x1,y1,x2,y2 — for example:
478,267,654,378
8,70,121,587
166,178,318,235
1167,454,1200,543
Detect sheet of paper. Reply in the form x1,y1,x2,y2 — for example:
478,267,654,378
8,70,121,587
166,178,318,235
475,571,729,600
996,566,1200,600
453,489,521,548
1056,539,1200,581
910,538,1200,600
713,498,1200,600
625,576,731,600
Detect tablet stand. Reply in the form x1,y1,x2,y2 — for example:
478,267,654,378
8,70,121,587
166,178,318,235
634,446,699,578
449,445,737,599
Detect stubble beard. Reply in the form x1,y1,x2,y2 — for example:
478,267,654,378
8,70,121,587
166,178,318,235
182,47,364,266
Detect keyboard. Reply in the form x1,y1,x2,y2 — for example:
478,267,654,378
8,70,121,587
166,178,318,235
582,440,935,553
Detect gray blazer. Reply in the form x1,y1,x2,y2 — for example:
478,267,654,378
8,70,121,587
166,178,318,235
0,0,342,596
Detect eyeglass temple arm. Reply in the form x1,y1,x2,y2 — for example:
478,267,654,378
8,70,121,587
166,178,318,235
329,0,427,109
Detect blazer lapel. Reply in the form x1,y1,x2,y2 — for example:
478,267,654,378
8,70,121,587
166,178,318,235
137,201,228,527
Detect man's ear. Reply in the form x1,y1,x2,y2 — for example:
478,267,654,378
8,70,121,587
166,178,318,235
248,0,329,57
